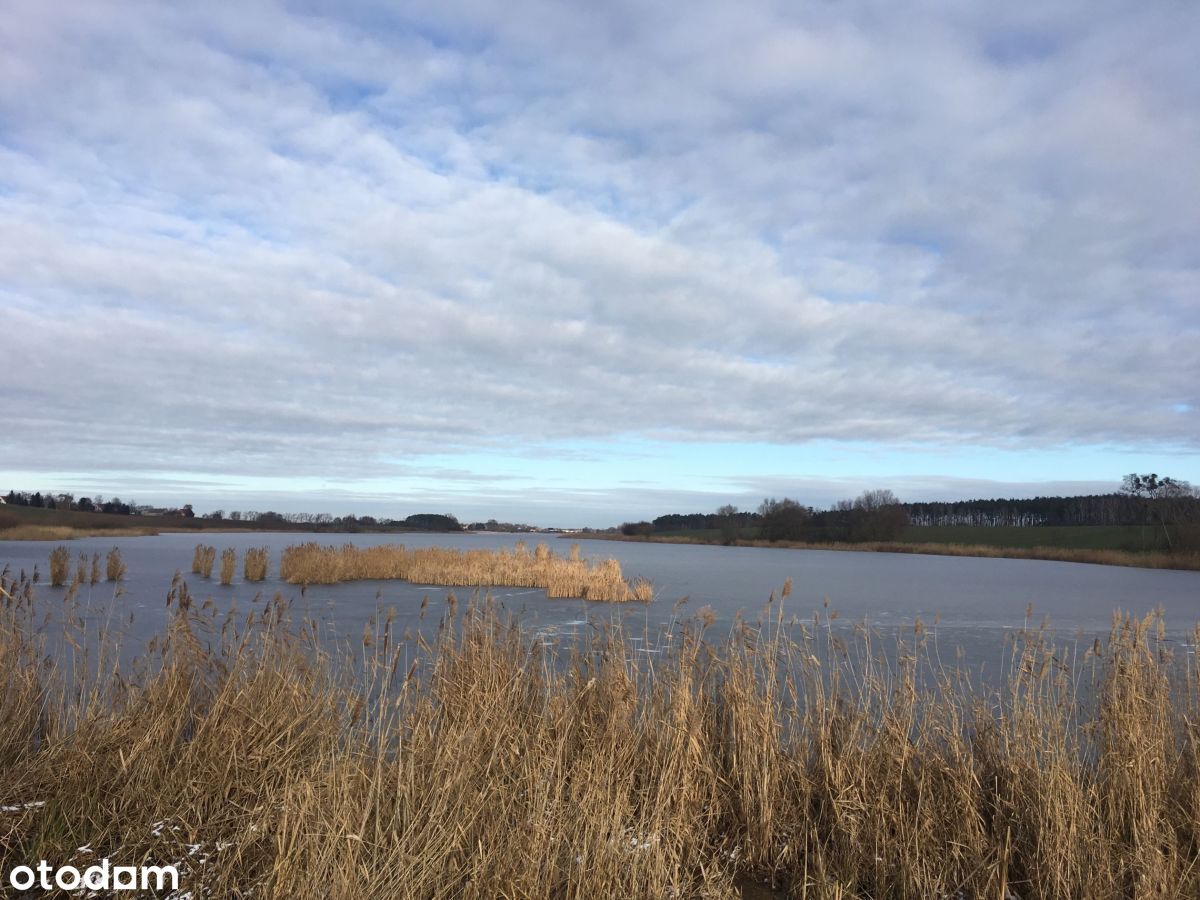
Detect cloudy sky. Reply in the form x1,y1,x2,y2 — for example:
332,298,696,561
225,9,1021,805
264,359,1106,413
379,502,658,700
2,1,1197,525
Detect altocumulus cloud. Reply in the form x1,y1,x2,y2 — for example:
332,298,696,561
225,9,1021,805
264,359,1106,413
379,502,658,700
0,0,1197,516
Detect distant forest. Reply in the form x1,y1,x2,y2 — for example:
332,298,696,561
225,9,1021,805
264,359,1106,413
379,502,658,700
1,491,464,533
625,475,1200,549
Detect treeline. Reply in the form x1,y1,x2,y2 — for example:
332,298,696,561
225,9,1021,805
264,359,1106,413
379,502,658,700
3,491,134,515
906,494,1200,527
204,511,463,532
621,475,1200,551
623,490,911,545
648,511,761,533
2,491,464,533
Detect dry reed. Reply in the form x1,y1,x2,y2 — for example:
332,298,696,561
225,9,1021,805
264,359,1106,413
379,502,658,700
0,524,159,541
89,551,101,585
244,547,269,582
219,548,236,585
47,545,69,586
279,541,653,602
191,544,217,578
106,546,126,582
4,565,1200,898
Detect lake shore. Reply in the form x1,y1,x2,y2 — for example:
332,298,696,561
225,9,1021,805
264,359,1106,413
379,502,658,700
574,531,1200,571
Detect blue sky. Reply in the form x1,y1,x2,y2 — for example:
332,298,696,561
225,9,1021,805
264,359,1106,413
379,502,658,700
1,1,1197,525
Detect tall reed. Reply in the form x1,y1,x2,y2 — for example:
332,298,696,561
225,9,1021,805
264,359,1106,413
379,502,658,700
89,551,101,585
4,565,1200,898
48,545,70,586
278,541,652,602
219,548,236,585
192,544,217,578
243,547,269,582
106,547,126,582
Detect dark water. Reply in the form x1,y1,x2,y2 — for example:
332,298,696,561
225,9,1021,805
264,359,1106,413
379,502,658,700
3,531,1198,674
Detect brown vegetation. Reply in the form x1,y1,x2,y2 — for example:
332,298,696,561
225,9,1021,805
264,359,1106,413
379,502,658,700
2,564,1200,897
0,524,158,541
279,541,653,602
219,548,236,586
192,544,217,579
106,547,127,582
47,545,70,586
243,547,269,582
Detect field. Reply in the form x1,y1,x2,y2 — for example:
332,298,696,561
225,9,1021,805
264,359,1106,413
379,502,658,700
3,564,1200,898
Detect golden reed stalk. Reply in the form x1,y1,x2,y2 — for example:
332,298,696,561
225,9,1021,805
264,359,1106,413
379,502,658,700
278,541,652,602
4,565,1200,898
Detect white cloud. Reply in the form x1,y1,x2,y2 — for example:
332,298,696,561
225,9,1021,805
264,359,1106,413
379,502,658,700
1,0,1197,516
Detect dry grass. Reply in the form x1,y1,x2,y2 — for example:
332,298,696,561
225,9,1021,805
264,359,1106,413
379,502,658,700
279,541,654,602
0,524,159,541
47,545,70,586
192,544,217,579
219,548,237,586
105,546,127,582
244,547,269,582
2,565,1200,898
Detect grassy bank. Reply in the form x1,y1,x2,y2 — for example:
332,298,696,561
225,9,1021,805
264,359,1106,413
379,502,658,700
582,530,1200,571
3,567,1200,898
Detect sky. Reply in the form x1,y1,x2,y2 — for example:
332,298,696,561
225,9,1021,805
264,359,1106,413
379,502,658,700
1,1,1197,526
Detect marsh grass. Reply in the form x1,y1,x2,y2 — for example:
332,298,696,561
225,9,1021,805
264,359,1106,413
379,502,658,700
106,546,126,582
219,548,236,585
279,540,653,602
192,544,216,578
244,547,269,582
0,524,160,541
89,551,101,586
3,564,1200,898
75,551,89,586
47,545,70,586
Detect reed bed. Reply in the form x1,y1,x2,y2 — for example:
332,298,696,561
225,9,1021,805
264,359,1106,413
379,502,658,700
47,545,70,586
192,544,217,578
244,547,269,582
279,541,654,602
106,546,126,582
89,551,101,585
4,566,1200,898
219,548,236,585
0,524,159,541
